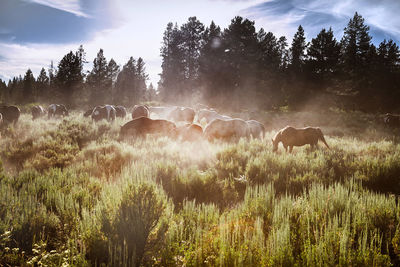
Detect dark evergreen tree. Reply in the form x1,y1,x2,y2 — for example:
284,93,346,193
257,29,284,108
55,46,85,106
36,68,49,102
159,23,185,103
306,28,340,88
48,61,56,88
0,79,6,103
22,69,35,103
277,36,289,70
222,16,259,107
375,39,400,110
145,83,157,102
114,57,148,106
135,57,148,102
180,16,205,97
286,25,309,108
199,21,225,102
9,75,23,104
339,12,373,110
87,49,109,105
258,29,281,71
290,25,307,72
341,13,372,83
107,58,120,103
115,57,136,105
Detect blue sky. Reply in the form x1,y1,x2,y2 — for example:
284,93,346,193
0,0,399,86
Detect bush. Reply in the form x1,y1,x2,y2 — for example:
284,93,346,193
4,119,103,172
97,183,167,266
79,141,137,180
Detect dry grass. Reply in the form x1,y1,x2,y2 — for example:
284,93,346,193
0,108,399,266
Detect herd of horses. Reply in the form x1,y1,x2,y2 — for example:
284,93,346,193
0,104,399,152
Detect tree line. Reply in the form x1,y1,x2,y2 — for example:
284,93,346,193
0,46,156,108
0,12,399,112
159,12,400,112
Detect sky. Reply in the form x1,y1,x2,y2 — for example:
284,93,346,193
0,0,399,87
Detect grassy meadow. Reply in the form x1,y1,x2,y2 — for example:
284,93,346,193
0,109,400,266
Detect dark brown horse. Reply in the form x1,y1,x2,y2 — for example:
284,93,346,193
132,105,150,119
120,117,176,139
0,105,20,125
31,105,46,120
176,123,203,141
272,126,330,152
383,113,400,128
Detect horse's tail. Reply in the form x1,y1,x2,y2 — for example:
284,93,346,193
318,128,330,149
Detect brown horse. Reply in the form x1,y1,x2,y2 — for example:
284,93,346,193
132,105,150,119
383,113,400,128
120,117,176,139
272,126,330,152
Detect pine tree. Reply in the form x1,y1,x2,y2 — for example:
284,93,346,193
287,25,308,108
0,79,7,103
114,57,147,106
55,46,85,106
107,58,120,104
136,57,148,102
341,12,372,79
145,83,157,102
277,36,289,70
222,16,259,106
36,68,49,102
306,28,340,86
23,69,35,103
375,39,400,110
48,61,56,87
199,21,224,100
87,49,109,105
159,23,185,103
180,16,205,96
290,25,307,72
258,29,281,71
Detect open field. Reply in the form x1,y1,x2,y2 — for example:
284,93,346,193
0,109,400,266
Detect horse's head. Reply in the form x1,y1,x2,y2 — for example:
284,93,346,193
272,137,278,152
271,131,281,152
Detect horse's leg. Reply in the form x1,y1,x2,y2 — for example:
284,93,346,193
289,146,293,153
284,145,287,152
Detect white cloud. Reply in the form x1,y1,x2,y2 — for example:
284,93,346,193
24,0,89,17
1,0,269,86
0,42,77,81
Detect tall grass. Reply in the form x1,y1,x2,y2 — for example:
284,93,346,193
0,110,399,266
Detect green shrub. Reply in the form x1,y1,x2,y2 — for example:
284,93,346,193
98,183,167,266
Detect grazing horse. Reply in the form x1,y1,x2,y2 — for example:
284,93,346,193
168,107,195,123
0,105,20,125
197,109,231,124
132,105,150,119
120,116,176,139
48,104,68,119
177,123,203,141
114,106,127,118
246,120,265,139
84,108,95,117
91,105,116,122
31,105,46,120
272,126,330,153
204,118,250,140
383,113,400,128
148,106,177,119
